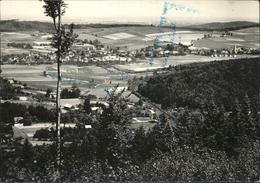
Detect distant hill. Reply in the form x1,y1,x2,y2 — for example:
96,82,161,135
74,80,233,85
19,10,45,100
0,20,154,32
0,20,54,32
183,21,259,31
1,20,259,32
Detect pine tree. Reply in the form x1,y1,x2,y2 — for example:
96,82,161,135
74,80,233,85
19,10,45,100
20,139,34,166
175,109,192,146
161,122,175,153
226,98,242,156
94,87,132,169
241,95,256,140
131,127,147,163
83,97,92,114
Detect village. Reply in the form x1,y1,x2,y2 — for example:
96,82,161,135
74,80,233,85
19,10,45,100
0,76,163,146
1,27,259,146
3,30,260,66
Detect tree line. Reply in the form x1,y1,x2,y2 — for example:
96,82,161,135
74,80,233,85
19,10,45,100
138,57,260,111
1,82,260,181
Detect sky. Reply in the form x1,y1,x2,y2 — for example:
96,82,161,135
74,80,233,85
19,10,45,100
1,0,259,25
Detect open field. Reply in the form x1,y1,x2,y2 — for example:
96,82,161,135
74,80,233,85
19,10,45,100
1,27,178,54
1,26,259,97
2,26,259,55
1,64,132,98
74,26,206,50
193,27,259,49
3,55,258,99
114,54,260,72
67,26,260,50
13,123,88,141
103,32,136,40
0,31,51,55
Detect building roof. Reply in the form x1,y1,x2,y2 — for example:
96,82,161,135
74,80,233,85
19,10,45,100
60,98,83,107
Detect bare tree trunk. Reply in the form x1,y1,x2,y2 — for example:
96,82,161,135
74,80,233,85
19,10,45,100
0,33,2,76
56,1,62,171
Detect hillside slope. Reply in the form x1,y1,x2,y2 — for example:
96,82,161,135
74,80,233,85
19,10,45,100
138,57,260,110
0,20,54,32
184,21,259,31
1,20,258,32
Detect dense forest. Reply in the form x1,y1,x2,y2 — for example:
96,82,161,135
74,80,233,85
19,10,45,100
0,20,152,32
138,57,260,110
183,21,259,31
0,20,54,33
1,57,260,181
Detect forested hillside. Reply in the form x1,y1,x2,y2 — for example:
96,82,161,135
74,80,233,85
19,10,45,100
138,57,260,110
1,59,260,181
0,20,54,32
184,21,259,31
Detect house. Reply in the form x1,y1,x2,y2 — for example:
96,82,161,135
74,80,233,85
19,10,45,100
34,41,51,46
19,96,28,101
172,51,179,55
8,79,14,84
119,57,127,62
90,100,109,108
164,50,170,55
127,57,132,62
147,109,156,119
140,109,157,119
118,50,127,56
14,117,23,123
60,98,83,110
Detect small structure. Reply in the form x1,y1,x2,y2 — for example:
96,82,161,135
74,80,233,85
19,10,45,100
60,98,82,110
14,117,23,123
18,96,28,101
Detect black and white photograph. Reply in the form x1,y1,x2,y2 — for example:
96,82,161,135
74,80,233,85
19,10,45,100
0,0,259,182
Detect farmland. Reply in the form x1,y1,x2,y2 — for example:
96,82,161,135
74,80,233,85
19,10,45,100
1,25,259,55
1,31,52,55
114,54,259,72
74,26,206,50
2,54,258,95
193,27,259,49
1,64,135,98
1,25,259,98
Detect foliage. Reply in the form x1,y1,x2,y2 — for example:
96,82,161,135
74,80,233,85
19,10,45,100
138,58,260,110
21,112,33,126
175,97,260,157
0,77,18,100
7,42,32,49
0,102,27,123
83,97,92,114
28,105,55,121
45,88,53,98
1,86,260,181
60,84,81,99
0,102,55,124
0,20,54,32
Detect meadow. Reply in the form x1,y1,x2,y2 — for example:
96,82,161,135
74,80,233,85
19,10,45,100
1,64,131,98
1,31,51,55
2,26,259,54
114,54,259,72
74,26,206,50
193,27,259,49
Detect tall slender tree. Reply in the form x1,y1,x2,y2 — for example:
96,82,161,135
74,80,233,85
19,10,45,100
0,32,2,76
41,0,77,172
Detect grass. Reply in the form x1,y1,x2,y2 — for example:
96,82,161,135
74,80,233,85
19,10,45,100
1,31,51,55
74,27,205,50
1,64,130,98
194,27,259,49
